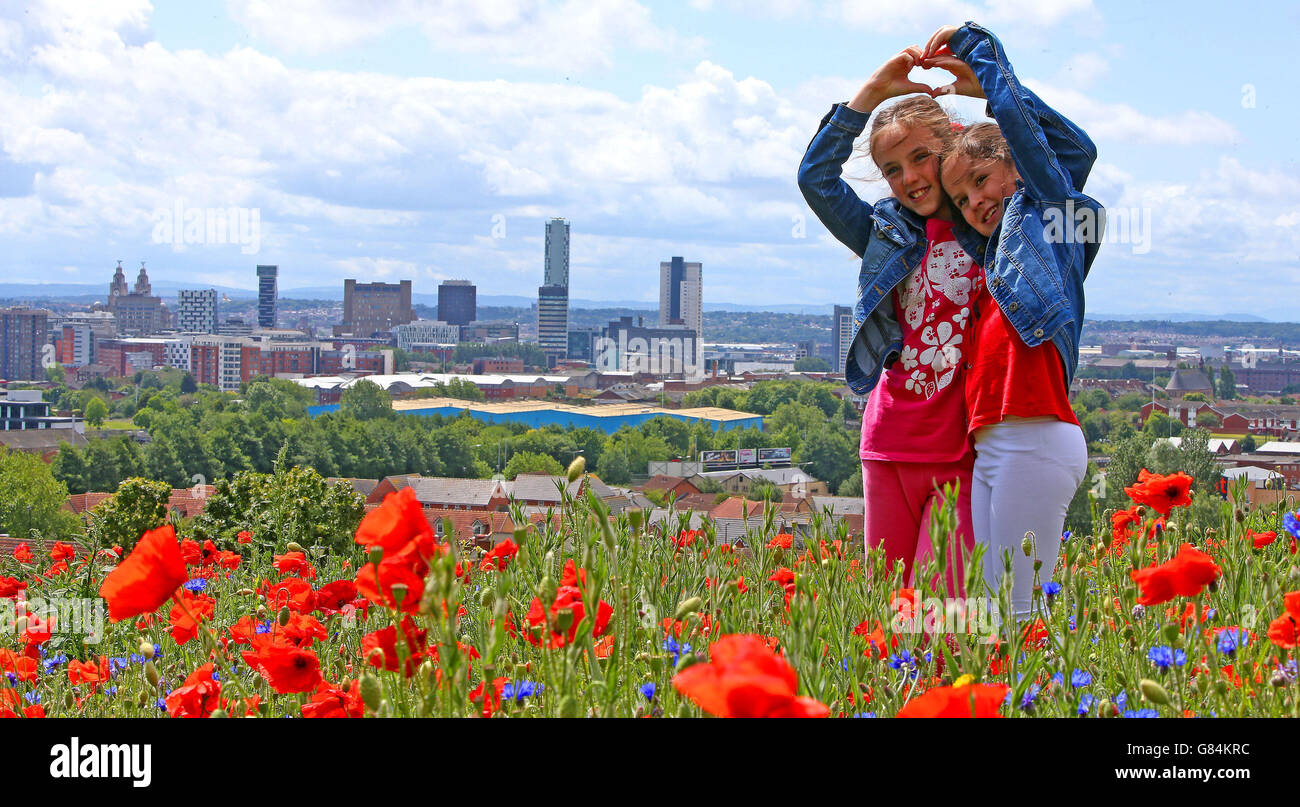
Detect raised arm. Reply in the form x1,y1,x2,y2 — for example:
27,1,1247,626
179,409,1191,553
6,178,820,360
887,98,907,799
924,23,1097,201
797,48,934,258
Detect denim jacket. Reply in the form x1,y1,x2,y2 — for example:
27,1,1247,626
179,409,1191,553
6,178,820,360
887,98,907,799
797,104,987,395
948,22,1104,387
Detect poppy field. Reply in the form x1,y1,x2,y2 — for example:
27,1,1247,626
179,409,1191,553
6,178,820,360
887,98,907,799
2,459,1299,719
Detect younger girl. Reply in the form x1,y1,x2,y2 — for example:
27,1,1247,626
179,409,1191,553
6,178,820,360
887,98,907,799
798,48,985,595
923,22,1102,618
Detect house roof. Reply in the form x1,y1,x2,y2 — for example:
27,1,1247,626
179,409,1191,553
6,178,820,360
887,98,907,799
0,429,89,454
1255,441,1300,455
504,473,585,503
1166,369,1213,393
642,474,698,492
327,477,380,498
406,477,504,508
809,495,865,516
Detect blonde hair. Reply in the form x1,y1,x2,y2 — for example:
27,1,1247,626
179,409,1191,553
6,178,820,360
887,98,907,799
852,95,958,181
940,122,1012,171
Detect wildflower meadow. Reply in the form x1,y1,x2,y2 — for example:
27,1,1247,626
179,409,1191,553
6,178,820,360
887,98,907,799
2,457,1298,721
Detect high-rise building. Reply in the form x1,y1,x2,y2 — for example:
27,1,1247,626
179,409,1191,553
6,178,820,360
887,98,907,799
437,280,477,326
544,218,569,288
336,279,414,338
105,261,169,335
177,289,219,333
257,265,278,329
537,285,569,366
833,305,854,374
659,257,703,373
0,307,51,381
394,320,461,352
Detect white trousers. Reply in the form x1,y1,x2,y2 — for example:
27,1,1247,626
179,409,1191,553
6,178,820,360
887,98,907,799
971,418,1087,619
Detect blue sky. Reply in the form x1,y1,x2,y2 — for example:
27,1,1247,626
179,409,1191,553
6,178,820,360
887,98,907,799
2,0,1297,317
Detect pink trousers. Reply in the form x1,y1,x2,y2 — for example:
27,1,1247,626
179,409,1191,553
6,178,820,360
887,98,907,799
861,456,975,597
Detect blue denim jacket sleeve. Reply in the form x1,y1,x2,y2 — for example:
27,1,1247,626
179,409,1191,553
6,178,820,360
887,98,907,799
797,103,875,258
949,23,1097,201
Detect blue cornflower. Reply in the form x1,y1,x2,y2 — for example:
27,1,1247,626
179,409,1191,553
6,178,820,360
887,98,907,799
1123,708,1160,718
109,657,130,673
183,578,207,593
663,638,692,666
1068,616,1076,632
1216,628,1248,655
1062,530,1072,542
23,691,40,704
1043,582,1062,597
1148,646,1174,669
1020,684,1041,710
255,622,273,634
1283,511,1300,541
502,680,543,702
841,657,850,672
1115,691,1128,709
5,673,15,686
852,712,877,718
640,682,656,701
1071,669,1092,688
42,654,68,674
888,650,918,679
1051,672,1065,687
1077,694,1095,716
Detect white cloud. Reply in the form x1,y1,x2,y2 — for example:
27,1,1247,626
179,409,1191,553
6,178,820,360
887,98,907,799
1025,80,1240,146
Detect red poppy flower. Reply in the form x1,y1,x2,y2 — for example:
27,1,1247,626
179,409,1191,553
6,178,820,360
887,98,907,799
0,576,26,599
1124,469,1193,517
480,538,519,572
237,530,253,544
1246,530,1276,549
67,656,111,689
1130,543,1222,606
179,538,202,565
1266,591,1300,648
165,664,223,718
354,486,433,553
769,567,796,606
301,680,364,718
672,634,828,718
12,543,33,563
273,551,317,580
168,589,216,645
361,617,428,677
0,649,38,683
315,579,359,615
767,533,793,550
896,682,1009,717
242,643,323,694
217,550,242,570
49,541,78,562
261,577,317,613
98,524,189,622
469,677,507,718
525,582,614,649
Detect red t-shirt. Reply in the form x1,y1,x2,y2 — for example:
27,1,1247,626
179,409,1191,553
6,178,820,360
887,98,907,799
860,219,979,463
965,282,1078,435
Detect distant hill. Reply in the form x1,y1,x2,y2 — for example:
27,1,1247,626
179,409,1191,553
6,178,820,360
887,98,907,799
1087,312,1271,323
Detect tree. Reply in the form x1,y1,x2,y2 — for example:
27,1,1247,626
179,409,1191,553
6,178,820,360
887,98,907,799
1217,364,1237,400
748,479,783,502
798,426,857,493
180,372,198,395
193,465,366,556
503,451,564,479
836,467,863,498
1242,434,1257,452
340,379,393,420
1196,411,1222,430
87,477,173,554
85,397,109,428
45,363,66,384
1079,389,1112,411
52,443,90,494
794,356,831,372
597,449,631,485
0,448,82,542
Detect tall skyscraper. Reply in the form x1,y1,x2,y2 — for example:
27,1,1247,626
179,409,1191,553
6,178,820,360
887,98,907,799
256,265,278,329
177,289,219,333
659,257,703,373
0,307,51,381
336,279,414,337
437,280,477,326
538,218,570,365
833,305,853,374
544,218,569,287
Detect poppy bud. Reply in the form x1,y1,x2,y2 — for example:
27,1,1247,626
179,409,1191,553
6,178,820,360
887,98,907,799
515,663,528,680
145,661,161,689
1289,566,1300,584
139,639,156,659
480,588,496,609
236,588,255,596
286,541,307,554
1100,701,1118,718
368,546,384,567
210,708,227,719
567,456,586,483
555,608,575,632
390,583,409,608
627,508,643,531
1139,678,1171,706
1021,532,1035,557
1215,679,1229,696
64,689,76,709
674,596,703,620
675,653,699,674
277,606,291,626
1162,622,1179,644
256,605,267,620
676,702,693,718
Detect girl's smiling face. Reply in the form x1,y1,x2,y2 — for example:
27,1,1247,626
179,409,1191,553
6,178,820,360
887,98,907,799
941,153,1020,236
872,123,950,220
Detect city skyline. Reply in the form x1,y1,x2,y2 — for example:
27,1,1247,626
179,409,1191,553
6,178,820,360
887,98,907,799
2,2,1296,318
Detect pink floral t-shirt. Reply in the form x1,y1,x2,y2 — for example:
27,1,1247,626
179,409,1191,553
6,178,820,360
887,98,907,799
859,219,981,463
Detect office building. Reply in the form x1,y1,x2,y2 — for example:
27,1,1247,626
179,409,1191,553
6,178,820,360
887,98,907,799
177,289,219,333
659,257,703,372
833,305,854,374
257,265,278,329
336,279,413,338
437,280,476,326
537,285,569,365
545,218,569,288
0,307,50,381
394,320,461,352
